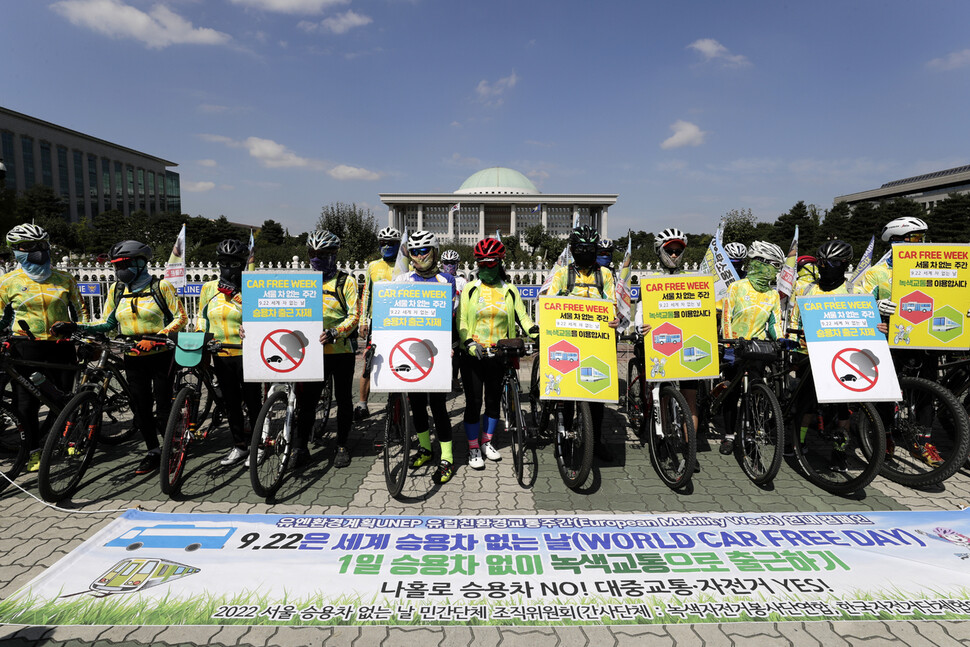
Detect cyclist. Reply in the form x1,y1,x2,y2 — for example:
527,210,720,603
1,223,87,472
458,237,537,469
356,227,401,420
399,230,458,483
196,239,262,466
290,230,359,469
440,249,467,295
725,242,748,280
718,240,786,455
547,225,620,462
795,255,818,294
597,238,616,275
54,240,187,475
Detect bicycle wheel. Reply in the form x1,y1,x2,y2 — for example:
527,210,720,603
734,382,785,486
313,373,333,444
529,358,551,432
626,358,647,436
554,402,594,490
793,401,885,496
98,367,137,445
872,377,970,487
160,386,197,496
383,393,412,498
193,374,219,438
38,388,102,502
647,385,696,490
0,405,26,494
249,387,291,498
504,375,537,489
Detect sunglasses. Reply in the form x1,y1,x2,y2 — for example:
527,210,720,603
16,241,50,253
573,243,596,255
477,259,499,268
664,245,685,257
410,247,433,256
112,259,138,270
309,249,337,258
903,233,926,243
219,260,244,269
817,259,846,269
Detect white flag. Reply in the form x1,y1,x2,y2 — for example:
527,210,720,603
392,226,410,279
164,224,187,289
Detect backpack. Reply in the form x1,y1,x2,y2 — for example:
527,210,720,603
323,271,359,347
561,264,607,299
113,276,174,325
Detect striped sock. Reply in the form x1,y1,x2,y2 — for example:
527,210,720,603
483,416,500,443
464,421,480,449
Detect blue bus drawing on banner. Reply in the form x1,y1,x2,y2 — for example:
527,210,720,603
106,524,236,552
579,366,608,382
682,347,709,362
551,350,579,362
654,333,682,345
932,316,959,332
902,302,932,313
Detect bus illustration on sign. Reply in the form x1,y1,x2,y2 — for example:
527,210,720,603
902,302,932,313
551,350,580,362
932,316,960,332
579,366,608,382
682,347,709,362
654,333,682,345
61,557,200,598
105,524,236,552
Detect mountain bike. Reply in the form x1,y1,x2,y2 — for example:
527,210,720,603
490,338,537,489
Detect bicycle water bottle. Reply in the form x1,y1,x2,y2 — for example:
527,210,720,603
29,372,67,401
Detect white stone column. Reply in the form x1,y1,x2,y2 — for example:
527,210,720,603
601,206,608,238
417,204,423,231
447,203,454,242
541,204,547,229
573,204,579,227
479,204,485,240
510,204,516,235
387,205,394,228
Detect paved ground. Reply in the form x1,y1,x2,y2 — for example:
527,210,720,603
3,351,970,645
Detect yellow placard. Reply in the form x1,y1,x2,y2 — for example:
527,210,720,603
638,273,719,381
537,296,618,402
889,243,970,350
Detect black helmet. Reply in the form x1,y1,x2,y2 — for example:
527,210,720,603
569,225,599,248
216,239,249,260
816,239,853,263
109,240,152,263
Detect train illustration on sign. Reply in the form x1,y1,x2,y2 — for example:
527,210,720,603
682,347,709,362
654,333,682,345
61,557,200,599
105,524,236,552
579,366,608,382
901,302,932,313
932,316,960,332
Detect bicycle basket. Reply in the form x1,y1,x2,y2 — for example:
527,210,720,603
173,332,213,368
735,339,778,363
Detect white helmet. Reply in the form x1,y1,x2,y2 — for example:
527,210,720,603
378,226,401,243
6,223,49,246
881,217,927,242
654,228,688,271
441,249,460,263
724,242,747,261
407,230,438,251
748,240,786,267
307,230,340,250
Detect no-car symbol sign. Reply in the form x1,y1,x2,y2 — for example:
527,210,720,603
389,337,436,383
260,329,308,373
831,347,878,392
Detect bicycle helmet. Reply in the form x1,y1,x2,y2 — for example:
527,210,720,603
441,249,460,263
569,225,599,248
654,227,688,271
748,240,785,267
796,255,817,271
474,237,505,261
216,238,249,260
597,238,615,253
407,230,438,252
6,223,48,246
306,230,340,251
724,242,747,261
881,216,927,242
816,239,853,263
377,226,402,243
109,240,152,263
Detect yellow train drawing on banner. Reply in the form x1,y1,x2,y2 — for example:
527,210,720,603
60,557,200,598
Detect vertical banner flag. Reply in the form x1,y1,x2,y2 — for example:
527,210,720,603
777,225,799,298
531,203,541,214
241,271,324,382
448,203,460,218
638,274,719,381
615,233,634,332
701,222,739,303
165,224,187,289
370,282,453,392
798,294,900,403
537,296,618,403
848,236,875,289
888,243,970,350
247,229,256,272
392,227,410,280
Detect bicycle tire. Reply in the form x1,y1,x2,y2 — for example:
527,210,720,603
160,386,197,496
98,367,137,445
383,393,412,499
734,382,785,486
647,385,697,490
554,401,594,490
505,375,537,489
870,376,970,487
626,357,647,436
0,404,27,495
249,388,291,498
38,388,102,502
193,374,218,438
529,358,551,432
313,373,334,444
793,401,885,496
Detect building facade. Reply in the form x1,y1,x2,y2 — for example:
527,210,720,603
834,164,970,211
0,106,180,223
379,167,617,246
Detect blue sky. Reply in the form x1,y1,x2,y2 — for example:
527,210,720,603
4,0,969,237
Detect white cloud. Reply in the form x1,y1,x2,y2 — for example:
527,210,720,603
711,158,781,174
197,159,218,167
927,48,970,71
199,133,381,179
328,165,380,180
475,72,518,106
229,0,349,14
198,104,229,114
51,0,231,49
299,10,372,34
660,120,707,149
183,181,216,192
446,153,483,168
688,38,750,67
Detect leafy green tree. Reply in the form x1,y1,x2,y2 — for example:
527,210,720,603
722,208,758,246
925,193,970,242
259,219,286,247
317,202,378,263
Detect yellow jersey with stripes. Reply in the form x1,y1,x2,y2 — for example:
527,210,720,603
0,268,88,340
459,280,534,350
862,263,892,301
321,272,360,355
195,280,243,357
721,278,782,341
360,259,395,328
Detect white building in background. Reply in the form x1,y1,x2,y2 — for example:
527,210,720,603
834,164,970,211
379,167,618,246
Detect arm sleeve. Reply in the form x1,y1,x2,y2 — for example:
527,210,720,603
360,264,374,328
334,276,360,338
547,267,566,297
195,283,214,332
510,285,535,333
68,278,89,323
79,282,119,332
768,293,783,341
458,283,474,346
159,281,188,335
603,268,617,304
721,285,736,340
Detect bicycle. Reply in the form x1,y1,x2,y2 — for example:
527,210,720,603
382,390,413,499
159,333,240,497
490,338,537,489
709,338,786,486
623,332,697,491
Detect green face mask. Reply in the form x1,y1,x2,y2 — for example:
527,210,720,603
478,265,501,285
747,259,778,292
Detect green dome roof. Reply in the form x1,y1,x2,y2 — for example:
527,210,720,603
455,167,540,195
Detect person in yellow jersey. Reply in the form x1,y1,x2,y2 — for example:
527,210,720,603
546,225,620,462
355,226,401,421
196,239,262,467
54,240,187,475
458,237,537,469
1,223,87,472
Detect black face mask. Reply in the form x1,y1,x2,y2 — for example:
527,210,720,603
817,263,846,291
219,267,242,291
572,244,597,269
27,250,50,265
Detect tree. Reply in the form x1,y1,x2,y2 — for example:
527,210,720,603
925,193,970,243
772,200,819,253
259,219,286,246
317,202,378,263
722,208,758,245
821,201,852,243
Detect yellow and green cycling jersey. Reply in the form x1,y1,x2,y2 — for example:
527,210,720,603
721,278,782,341
0,268,88,340
862,263,892,301
320,272,360,355
195,280,243,357
788,281,855,350
547,265,617,302
360,258,395,328
81,278,188,354
459,280,534,350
